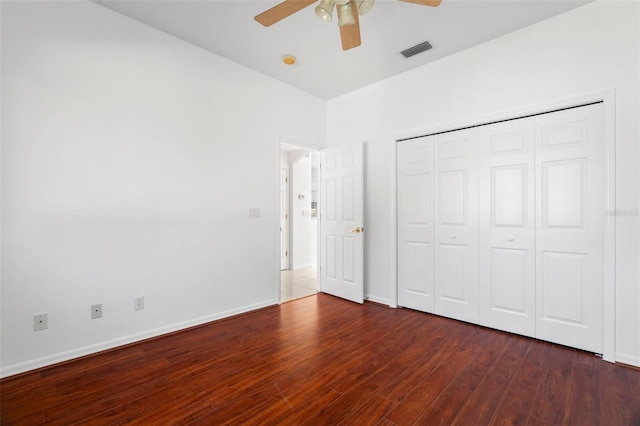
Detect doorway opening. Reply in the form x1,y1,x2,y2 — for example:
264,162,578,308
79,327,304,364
280,142,320,303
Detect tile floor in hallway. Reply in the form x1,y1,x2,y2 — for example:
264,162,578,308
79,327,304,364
281,266,317,303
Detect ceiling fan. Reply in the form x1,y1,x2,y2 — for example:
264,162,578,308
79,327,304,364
254,0,442,51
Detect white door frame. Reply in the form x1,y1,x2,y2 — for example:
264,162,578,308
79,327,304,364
390,89,616,362
276,136,323,304
280,167,289,271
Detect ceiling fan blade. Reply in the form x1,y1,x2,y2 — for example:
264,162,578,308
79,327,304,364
340,1,361,51
398,0,442,7
255,0,317,27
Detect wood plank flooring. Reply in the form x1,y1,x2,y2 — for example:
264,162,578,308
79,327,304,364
1,293,639,425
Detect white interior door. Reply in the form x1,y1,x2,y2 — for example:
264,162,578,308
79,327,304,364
434,128,479,323
320,143,364,303
479,118,536,337
535,103,604,353
397,136,435,313
280,167,289,271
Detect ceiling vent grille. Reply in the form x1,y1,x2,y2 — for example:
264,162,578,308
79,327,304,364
401,41,432,58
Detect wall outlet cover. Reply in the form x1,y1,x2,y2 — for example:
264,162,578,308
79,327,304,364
34,313,48,331
91,304,103,319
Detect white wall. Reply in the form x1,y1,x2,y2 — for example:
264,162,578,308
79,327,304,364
327,0,640,365
0,1,326,376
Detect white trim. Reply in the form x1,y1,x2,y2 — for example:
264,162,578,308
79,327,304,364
390,89,616,362
394,89,615,143
276,138,283,305
318,150,323,294
279,136,324,152
389,139,398,308
280,166,290,272
316,151,322,294
0,299,277,379
601,90,616,363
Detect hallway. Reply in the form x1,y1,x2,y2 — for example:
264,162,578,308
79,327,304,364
280,266,317,303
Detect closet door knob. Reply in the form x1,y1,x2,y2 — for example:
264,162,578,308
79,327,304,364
451,234,457,239
507,237,514,242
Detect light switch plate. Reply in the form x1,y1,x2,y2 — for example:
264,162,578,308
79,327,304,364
249,208,261,218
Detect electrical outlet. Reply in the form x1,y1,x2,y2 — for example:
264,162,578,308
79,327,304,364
134,296,144,311
34,313,48,331
91,304,102,319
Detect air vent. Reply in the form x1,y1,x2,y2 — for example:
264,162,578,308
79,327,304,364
401,41,433,58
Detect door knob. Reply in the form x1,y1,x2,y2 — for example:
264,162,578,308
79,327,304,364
451,234,457,239
351,227,361,233
507,237,514,242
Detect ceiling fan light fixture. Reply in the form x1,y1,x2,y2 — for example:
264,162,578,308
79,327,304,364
337,3,356,26
315,0,335,21
355,0,375,15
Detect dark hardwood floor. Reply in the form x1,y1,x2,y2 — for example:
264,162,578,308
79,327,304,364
1,293,639,425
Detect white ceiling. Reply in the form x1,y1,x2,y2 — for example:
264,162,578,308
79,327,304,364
95,0,590,100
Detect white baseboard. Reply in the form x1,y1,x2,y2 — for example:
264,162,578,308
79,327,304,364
615,352,640,368
0,299,277,379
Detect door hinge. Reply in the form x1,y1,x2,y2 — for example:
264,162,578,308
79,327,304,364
285,214,288,219
286,177,288,183
286,251,288,256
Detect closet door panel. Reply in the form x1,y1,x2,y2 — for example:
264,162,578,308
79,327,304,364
490,248,528,313
434,128,479,323
440,171,467,225
492,165,526,226
542,159,586,228
439,244,467,301
479,118,535,337
535,104,604,353
397,137,435,313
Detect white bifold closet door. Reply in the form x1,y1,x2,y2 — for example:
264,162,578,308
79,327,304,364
397,136,435,313
535,104,604,353
434,128,479,323
397,103,605,354
479,118,536,337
